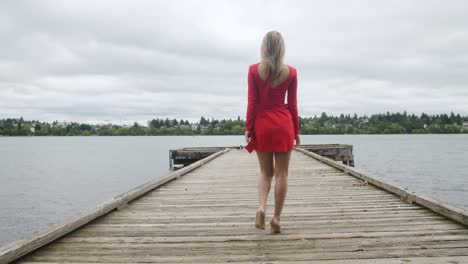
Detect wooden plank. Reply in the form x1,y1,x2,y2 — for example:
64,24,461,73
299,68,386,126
15,256,468,264
0,148,230,264
56,229,468,244
16,248,468,263
295,147,468,226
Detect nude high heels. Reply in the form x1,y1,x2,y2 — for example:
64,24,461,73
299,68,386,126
269,217,281,234
255,210,265,230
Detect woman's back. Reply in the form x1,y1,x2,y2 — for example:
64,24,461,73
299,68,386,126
257,62,290,88
245,62,299,153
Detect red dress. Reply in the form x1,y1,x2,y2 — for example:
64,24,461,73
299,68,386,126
244,63,299,153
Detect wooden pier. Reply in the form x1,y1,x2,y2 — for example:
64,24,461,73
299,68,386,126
296,144,354,167
1,146,468,263
170,144,354,170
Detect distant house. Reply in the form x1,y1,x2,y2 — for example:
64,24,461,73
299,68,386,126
358,118,369,128
59,121,70,126
463,121,468,131
191,124,198,131
29,127,35,133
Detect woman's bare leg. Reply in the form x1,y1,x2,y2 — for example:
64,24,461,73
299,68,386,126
255,151,274,213
272,150,292,222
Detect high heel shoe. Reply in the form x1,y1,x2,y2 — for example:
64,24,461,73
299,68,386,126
269,217,281,234
255,210,265,230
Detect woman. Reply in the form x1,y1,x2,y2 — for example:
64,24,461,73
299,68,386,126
244,31,300,234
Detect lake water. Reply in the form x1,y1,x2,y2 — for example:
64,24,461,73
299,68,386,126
0,135,467,247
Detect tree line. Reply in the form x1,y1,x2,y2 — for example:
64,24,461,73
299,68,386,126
1,111,467,136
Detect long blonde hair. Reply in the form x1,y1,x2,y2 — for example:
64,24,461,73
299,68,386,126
260,31,286,82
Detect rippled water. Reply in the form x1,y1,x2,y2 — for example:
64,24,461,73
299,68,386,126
0,134,467,247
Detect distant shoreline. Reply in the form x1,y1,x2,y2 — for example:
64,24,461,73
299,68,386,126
2,112,468,136
1,133,468,137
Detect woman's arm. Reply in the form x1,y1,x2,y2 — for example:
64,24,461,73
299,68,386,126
245,66,257,132
288,69,299,135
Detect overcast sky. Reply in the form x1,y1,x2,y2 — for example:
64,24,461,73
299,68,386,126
1,1,467,124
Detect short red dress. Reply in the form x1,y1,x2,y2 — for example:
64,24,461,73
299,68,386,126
244,63,299,153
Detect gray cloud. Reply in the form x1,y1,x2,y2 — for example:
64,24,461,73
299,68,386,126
0,0,467,124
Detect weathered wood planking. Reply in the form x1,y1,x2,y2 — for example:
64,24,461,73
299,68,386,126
169,146,233,169
0,148,230,264
170,144,354,169
295,147,468,226
6,148,468,263
299,144,354,166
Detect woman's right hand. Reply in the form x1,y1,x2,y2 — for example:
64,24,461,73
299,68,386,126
245,131,251,143
294,134,301,147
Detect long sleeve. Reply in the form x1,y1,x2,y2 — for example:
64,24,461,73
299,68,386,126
245,66,257,132
288,70,300,135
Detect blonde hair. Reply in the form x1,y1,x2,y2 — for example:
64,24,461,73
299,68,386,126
260,30,285,82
